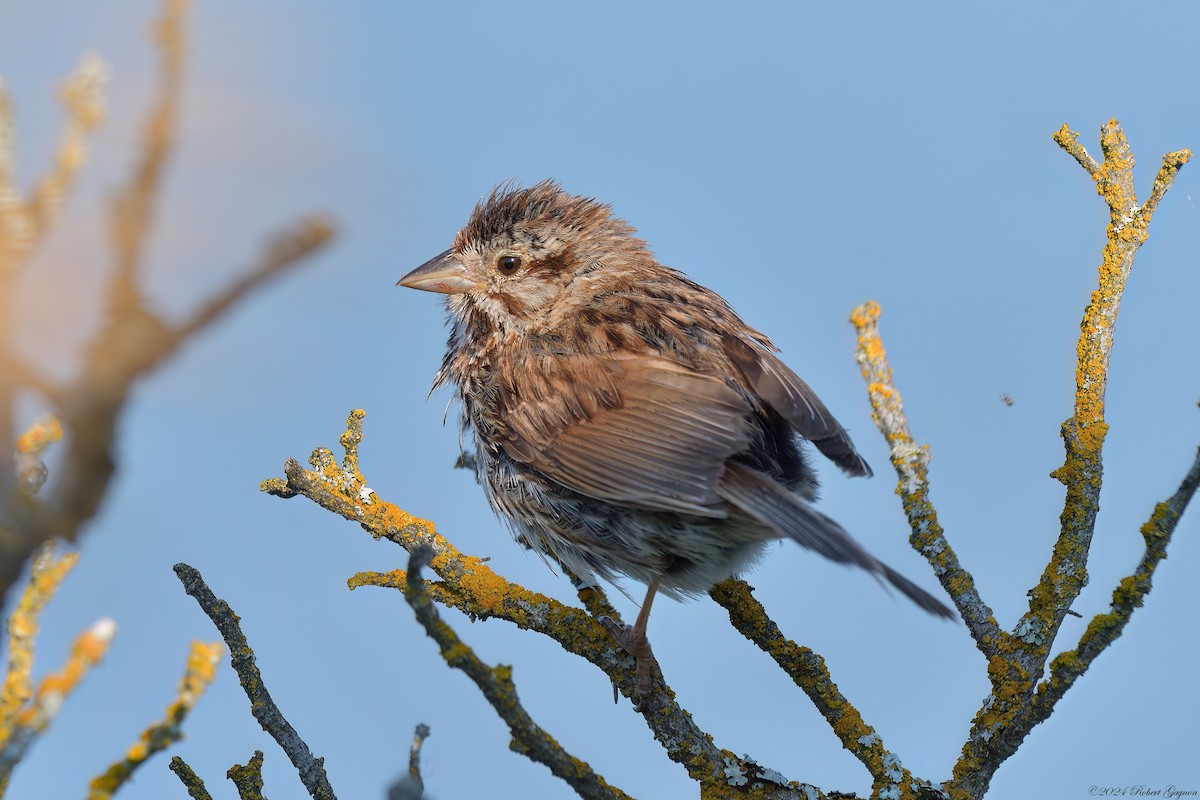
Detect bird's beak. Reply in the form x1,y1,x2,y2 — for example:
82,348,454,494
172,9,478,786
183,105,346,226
397,249,476,294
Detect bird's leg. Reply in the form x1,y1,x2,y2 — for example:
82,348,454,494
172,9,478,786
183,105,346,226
600,581,660,702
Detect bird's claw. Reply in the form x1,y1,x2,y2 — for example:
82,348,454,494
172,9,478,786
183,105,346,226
598,616,658,707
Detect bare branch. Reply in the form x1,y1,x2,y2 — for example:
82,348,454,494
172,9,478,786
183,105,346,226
173,563,336,800
849,301,1005,658
387,723,431,800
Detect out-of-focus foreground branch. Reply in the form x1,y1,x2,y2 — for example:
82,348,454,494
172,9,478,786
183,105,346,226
0,0,333,794
0,0,334,604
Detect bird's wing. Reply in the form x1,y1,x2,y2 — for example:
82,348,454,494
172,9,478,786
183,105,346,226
499,354,752,517
725,337,872,477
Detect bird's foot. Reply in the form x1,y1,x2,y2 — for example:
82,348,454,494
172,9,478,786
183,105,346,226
599,616,658,707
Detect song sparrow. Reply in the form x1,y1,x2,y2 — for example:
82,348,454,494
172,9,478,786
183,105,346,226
400,181,954,693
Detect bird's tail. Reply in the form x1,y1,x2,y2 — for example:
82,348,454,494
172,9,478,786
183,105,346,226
718,461,955,619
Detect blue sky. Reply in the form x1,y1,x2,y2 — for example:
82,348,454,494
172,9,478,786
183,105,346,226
2,1,1198,798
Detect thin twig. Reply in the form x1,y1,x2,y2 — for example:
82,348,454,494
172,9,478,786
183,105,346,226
407,723,430,791
169,756,214,800
0,542,77,745
849,301,1005,658
173,563,336,800
388,723,430,800
1028,446,1200,724
86,641,223,800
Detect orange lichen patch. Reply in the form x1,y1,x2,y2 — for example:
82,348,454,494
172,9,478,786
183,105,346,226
849,300,882,328
14,417,63,456
0,544,79,746
12,617,115,731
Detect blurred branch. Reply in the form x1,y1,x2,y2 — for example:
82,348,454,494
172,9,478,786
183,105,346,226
0,542,77,743
0,617,116,794
0,52,109,538
387,723,430,800
0,0,335,605
86,640,223,800
275,411,842,799
173,563,337,800
13,416,62,498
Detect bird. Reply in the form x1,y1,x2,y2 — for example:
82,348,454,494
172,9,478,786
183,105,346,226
398,180,955,696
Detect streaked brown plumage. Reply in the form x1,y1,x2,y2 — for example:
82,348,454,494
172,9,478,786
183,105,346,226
400,181,954,693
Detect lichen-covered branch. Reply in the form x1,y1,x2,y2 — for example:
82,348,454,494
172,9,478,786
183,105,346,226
173,563,336,800
1017,123,1190,678
0,617,116,794
1027,446,1200,726
86,640,223,800
275,410,842,799
0,542,78,746
849,300,1005,659
169,756,213,800
227,750,266,800
403,545,633,800
13,417,62,498
709,579,914,794
944,122,1192,800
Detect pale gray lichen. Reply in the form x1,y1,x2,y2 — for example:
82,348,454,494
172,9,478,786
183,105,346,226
1014,616,1046,645
882,752,903,782
857,732,880,747
722,758,748,787
515,599,548,627
880,786,902,800
759,767,788,785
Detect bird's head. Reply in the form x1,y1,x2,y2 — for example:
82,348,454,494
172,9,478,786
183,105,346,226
399,181,652,333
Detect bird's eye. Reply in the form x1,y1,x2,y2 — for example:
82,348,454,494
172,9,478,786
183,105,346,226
497,255,522,275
